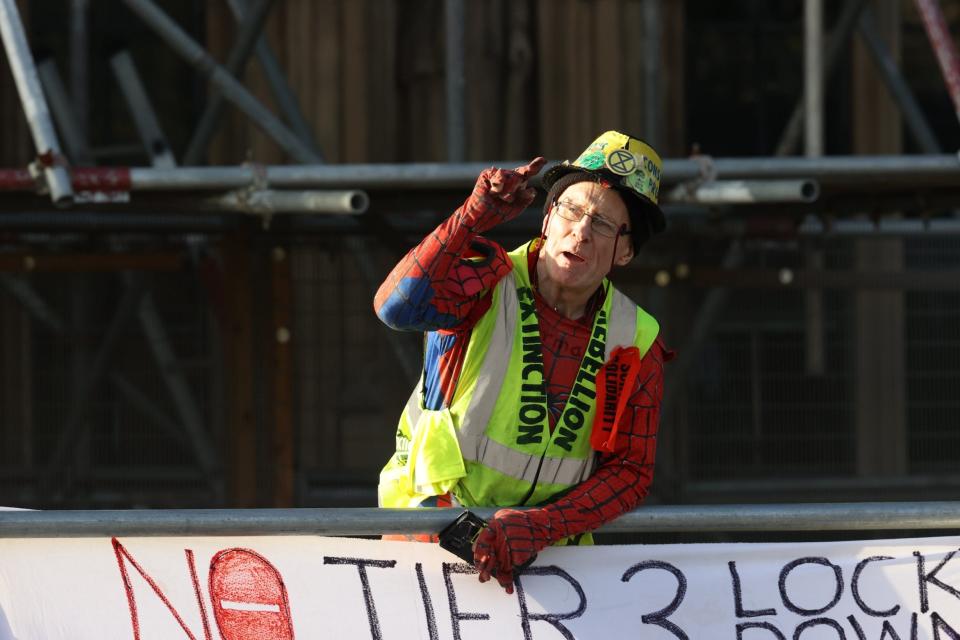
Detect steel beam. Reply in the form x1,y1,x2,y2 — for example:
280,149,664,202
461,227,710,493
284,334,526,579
0,275,65,336
776,0,870,156
36,59,93,165
110,51,177,168
69,0,89,141
210,189,369,215
121,156,960,190
913,0,960,125
0,0,74,205
1,155,957,193
121,0,321,163
3,502,960,537
668,179,819,204
857,7,941,153
223,0,321,155
40,281,147,497
804,0,824,158
643,0,662,150
1,269,219,495
183,0,277,165
135,290,221,489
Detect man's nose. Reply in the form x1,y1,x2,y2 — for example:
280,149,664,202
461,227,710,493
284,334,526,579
573,214,593,241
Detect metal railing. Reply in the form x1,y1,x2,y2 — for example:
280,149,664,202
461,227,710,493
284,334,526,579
2,502,960,538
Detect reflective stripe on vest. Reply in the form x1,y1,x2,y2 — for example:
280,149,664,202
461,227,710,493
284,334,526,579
396,241,659,505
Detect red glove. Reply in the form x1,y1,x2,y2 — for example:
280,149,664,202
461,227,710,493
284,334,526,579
461,157,545,234
473,508,552,594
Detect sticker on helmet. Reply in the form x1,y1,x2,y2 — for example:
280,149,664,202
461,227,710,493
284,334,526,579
605,149,638,176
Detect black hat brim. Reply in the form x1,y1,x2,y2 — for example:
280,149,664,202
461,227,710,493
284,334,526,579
541,162,666,240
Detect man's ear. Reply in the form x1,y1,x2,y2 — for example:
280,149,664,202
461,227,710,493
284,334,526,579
541,210,551,236
615,243,634,267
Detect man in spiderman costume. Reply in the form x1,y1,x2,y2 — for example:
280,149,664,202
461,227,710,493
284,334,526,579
374,131,671,593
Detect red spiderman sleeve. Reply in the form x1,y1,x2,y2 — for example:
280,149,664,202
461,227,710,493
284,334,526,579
374,159,544,332
473,339,671,591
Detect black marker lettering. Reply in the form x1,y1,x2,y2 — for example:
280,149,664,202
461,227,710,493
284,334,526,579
848,615,866,640
415,562,439,640
779,557,844,616
323,556,396,640
932,611,960,640
848,613,919,640
852,556,900,618
915,550,960,614
515,565,586,640
794,617,846,639
737,622,787,639
622,560,689,639
729,561,777,618
442,562,490,640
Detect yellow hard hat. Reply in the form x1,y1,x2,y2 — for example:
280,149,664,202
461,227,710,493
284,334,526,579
542,131,666,242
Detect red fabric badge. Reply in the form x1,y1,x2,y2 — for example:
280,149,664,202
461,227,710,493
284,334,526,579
591,346,642,452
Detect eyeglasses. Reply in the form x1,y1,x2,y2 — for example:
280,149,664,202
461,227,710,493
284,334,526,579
553,200,629,239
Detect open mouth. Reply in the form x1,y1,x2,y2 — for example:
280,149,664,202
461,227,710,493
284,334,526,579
562,251,586,263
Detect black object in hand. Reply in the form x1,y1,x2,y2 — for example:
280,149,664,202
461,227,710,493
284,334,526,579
438,510,487,564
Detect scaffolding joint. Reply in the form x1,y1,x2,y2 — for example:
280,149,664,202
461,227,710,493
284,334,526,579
668,153,717,200
239,161,273,228
26,151,72,203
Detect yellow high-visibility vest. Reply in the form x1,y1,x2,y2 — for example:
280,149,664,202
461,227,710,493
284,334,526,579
379,240,659,516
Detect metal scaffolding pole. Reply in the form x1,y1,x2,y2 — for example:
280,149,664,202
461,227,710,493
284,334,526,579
223,0,321,155
643,0,662,149
667,179,819,204
209,189,369,215
110,51,177,168
40,282,147,498
776,0,870,156
857,7,941,153
804,0,826,377
444,0,466,162
804,0,824,158
1,266,220,495
127,154,960,189
3,502,960,537
0,0,74,205
913,0,960,125
1,155,959,195
121,0,321,163
183,0,277,165
69,0,89,142
0,274,67,335
36,59,94,165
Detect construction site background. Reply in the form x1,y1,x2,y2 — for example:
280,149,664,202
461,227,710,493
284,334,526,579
2,0,960,516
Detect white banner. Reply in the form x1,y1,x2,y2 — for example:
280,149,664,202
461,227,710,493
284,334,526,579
1,534,959,639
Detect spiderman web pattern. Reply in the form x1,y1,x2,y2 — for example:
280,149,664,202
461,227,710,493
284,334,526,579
532,287,604,427
375,169,533,406
547,339,666,533
375,167,669,550
374,166,536,330
474,341,666,587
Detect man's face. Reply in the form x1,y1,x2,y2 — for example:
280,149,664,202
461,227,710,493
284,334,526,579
539,181,634,293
